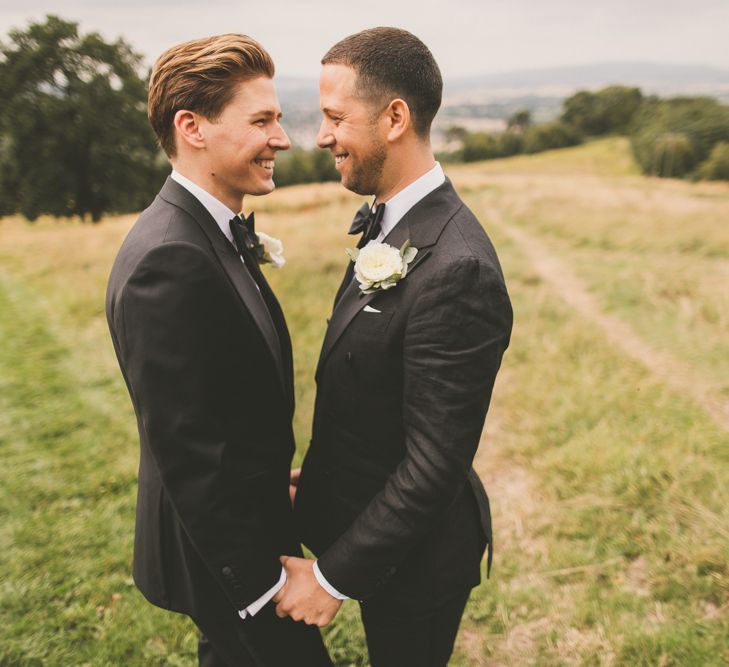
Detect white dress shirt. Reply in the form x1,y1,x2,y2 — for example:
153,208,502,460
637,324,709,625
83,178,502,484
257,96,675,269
313,161,447,601
170,170,239,246
169,170,285,619
376,161,446,241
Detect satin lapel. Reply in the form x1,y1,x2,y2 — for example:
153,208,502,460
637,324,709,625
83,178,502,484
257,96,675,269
316,275,380,379
158,178,286,393
212,244,286,391
315,178,461,376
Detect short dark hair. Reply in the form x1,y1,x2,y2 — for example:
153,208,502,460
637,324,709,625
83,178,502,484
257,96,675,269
322,27,442,138
149,34,275,157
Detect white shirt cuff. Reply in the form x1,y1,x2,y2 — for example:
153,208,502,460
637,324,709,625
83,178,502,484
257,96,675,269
313,560,349,600
238,566,287,619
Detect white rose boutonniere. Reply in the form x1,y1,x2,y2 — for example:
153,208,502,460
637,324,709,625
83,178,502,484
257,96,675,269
345,240,418,294
255,231,286,268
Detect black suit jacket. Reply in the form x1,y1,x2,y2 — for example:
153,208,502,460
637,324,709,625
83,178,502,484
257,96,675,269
295,179,513,606
106,177,298,620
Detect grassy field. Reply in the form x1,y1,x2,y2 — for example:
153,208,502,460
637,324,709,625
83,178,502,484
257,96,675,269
1,137,728,666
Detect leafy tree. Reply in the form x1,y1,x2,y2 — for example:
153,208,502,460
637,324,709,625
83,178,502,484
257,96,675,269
0,15,165,221
443,125,469,144
597,86,643,133
561,90,603,135
630,97,729,179
507,109,532,132
561,86,643,136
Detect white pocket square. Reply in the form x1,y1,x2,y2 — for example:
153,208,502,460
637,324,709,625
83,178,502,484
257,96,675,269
363,305,381,313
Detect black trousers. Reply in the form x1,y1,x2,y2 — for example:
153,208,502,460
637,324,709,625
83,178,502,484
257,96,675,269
194,602,332,667
359,588,471,667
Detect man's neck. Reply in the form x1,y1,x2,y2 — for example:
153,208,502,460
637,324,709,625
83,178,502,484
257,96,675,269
375,149,436,203
170,160,242,212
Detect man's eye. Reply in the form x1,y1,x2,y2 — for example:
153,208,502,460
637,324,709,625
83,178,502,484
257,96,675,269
254,119,266,126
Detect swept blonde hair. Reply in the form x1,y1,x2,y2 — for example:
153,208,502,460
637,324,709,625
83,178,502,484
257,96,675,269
148,34,274,157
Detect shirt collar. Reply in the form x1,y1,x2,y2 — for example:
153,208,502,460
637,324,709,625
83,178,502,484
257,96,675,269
377,162,446,240
170,170,238,246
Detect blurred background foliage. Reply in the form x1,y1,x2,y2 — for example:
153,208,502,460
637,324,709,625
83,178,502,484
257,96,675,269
0,15,167,222
1,16,728,224
442,86,729,182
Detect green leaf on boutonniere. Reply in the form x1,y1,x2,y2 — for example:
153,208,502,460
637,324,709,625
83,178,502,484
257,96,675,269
400,239,418,278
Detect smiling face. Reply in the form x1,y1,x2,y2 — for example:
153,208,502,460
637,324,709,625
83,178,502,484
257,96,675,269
199,76,290,204
316,64,387,196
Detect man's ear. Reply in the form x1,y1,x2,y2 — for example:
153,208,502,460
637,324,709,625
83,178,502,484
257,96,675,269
383,98,411,142
174,109,206,150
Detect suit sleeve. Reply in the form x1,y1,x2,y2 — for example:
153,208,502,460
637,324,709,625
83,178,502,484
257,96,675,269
114,241,282,609
317,256,513,599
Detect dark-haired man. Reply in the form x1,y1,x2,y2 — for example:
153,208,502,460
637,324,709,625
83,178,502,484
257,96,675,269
275,27,513,666
106,34,331,666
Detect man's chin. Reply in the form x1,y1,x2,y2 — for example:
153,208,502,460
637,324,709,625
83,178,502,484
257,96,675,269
342,175,374,197
248,180,275,196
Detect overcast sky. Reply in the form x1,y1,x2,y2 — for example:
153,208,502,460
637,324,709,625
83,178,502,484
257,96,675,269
2,0,728,79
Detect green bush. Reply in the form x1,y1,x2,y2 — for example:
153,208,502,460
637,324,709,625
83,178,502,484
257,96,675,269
696,142,729,181
630,97,729,179
561,86,643,136
461,132,500,162
522,121,582,154
649,133,697,177
495,130,524,157
273,148,340,187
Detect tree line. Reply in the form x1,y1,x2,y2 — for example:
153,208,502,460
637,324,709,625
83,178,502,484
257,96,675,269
1,16,727,223
0,16,167,222
444,86,729,181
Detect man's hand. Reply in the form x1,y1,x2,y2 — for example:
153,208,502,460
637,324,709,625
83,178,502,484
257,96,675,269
289,468,301,507
272,556,342,627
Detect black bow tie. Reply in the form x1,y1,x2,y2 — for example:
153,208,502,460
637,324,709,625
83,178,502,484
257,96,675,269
229,212,263,261
349,202,385,248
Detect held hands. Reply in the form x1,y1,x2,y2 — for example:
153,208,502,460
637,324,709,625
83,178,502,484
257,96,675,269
273,556,342,627
289,467,301,507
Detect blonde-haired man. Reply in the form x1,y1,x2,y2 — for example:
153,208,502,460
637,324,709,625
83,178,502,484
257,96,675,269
106,34,331,666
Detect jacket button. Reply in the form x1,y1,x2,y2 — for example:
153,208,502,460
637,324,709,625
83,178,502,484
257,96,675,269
222,566,232,576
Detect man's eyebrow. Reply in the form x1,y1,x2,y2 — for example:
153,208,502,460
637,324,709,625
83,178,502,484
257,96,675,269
249,109,283,119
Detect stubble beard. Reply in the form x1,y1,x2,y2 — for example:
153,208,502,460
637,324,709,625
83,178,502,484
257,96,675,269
343,129,387,196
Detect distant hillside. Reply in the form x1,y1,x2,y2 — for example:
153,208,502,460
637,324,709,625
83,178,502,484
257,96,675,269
275,63,729,147
444,62,729,102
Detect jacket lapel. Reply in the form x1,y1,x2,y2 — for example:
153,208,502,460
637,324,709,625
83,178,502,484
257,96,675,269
316,179,462,376
158,178,287,394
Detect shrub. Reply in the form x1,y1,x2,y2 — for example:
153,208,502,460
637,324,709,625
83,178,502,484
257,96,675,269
696,142,729,181
522,121,582,154
630,97,729,178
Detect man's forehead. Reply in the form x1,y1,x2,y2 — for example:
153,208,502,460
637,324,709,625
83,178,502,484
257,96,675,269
232,78,281,114
320,63,357,88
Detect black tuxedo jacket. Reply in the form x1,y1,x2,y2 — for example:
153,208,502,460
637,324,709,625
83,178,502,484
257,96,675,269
106,177,298,620
295,179,513,606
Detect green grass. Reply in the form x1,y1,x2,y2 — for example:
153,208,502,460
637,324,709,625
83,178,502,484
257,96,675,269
1,138,728,665
451,224,729,665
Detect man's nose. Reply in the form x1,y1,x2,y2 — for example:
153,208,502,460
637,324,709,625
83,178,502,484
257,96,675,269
270,124,291,151
316,119,334,149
